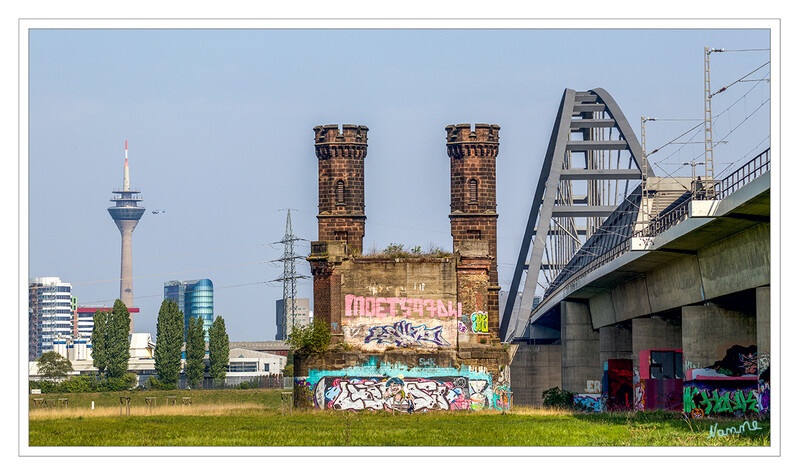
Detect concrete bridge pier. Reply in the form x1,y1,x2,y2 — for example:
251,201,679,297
600,323,632,370
756,286,770,376
631,316,682,376
560,301,601,394
681,302,757,376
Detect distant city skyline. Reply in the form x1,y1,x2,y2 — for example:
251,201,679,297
27,26,771,342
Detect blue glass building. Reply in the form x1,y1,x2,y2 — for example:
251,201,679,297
164,279,214,342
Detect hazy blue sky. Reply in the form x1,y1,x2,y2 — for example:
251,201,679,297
27,28,770,342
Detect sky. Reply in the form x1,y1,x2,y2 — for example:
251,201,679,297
26,27,772,342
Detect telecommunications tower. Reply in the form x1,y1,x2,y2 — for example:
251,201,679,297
273,210,308,340
108,141,145,332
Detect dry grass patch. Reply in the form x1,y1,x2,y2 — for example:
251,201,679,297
29,402,264,420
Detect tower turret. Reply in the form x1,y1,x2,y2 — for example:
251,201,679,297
314,124,368,253
447,123,501,337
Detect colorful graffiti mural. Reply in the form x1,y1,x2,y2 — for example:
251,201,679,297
606,359,634,411
296,361,507,412
344,294,462,319
683,380,760,417
470,311,489,333
314,376,482,411
363,320,450,347
574,394,604,412
694,344,759,378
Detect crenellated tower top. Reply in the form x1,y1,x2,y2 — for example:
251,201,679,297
314,124,368,253
445,123,500,159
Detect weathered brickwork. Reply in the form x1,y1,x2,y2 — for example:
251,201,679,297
302,123,509,411
447,124,501,340
314,124,368,253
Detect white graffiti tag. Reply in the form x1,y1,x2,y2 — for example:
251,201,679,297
332,380,386,411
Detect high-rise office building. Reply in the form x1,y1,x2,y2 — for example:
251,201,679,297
29,277,73,360
164,279,214,342
107,141,145,332
275,297,311,341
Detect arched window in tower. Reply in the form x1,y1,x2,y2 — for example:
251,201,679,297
469,179,478,204
336,180,345,204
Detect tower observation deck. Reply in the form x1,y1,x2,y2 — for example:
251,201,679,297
107,141,144,332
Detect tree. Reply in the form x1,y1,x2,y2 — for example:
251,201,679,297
208,315,230,385
105,299,131,379
154,299,184,388
185,316,206,389
287,319,330,354
37,351,73,382
91,309,108,376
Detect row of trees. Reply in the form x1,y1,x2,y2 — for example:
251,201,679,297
153,299,229,389
33,298,229,391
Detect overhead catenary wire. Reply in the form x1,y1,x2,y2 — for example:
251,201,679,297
710,61,770,98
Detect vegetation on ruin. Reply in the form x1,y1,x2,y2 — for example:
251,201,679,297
286,320,331,354
29,389,770,447
364,243,453,259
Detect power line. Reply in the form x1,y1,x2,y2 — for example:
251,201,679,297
71,260,268,286
710,61,770,98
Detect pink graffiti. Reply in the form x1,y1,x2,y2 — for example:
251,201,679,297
345,294,462,319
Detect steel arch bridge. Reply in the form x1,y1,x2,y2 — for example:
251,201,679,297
500,88,650,342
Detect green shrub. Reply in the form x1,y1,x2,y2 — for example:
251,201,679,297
58,375,94,393
98,373,138,391
29,380,59,394
287,320,331,355
542,386,575,409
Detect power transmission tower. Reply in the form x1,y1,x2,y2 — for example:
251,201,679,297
272,209,308,341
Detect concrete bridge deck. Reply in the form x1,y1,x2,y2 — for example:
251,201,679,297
526,170,769,332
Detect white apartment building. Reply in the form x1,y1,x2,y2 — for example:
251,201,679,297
29,277,73,359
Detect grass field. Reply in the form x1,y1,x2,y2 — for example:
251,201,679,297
28,389,770,446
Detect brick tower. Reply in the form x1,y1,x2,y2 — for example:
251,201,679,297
446,123,501,338
314,124,368,254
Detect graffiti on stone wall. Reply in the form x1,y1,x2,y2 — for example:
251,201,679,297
299,362,507,412
315,376,477,411
364,320,450,347
607,359,634,411
492,386,511,411
345,294,462,319
691,344,759,378
470,311,489,333
757,381,770,413
683,381,760,417
586,380,601,393
575,394,604,412
458,321,469,333
633,368,645,411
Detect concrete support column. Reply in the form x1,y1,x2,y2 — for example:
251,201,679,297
681,303,756,377
509,344,562,407
561,301,600,394
600,323,632,370
631,316,682,374
756,286,770,376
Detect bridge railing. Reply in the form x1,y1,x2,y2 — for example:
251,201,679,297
714,148,770,200
634,200,690,238
633,148,770,238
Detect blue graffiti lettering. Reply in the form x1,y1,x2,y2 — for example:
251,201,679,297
364,320,450,347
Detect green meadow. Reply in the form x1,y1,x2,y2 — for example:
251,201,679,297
28,389,770,446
